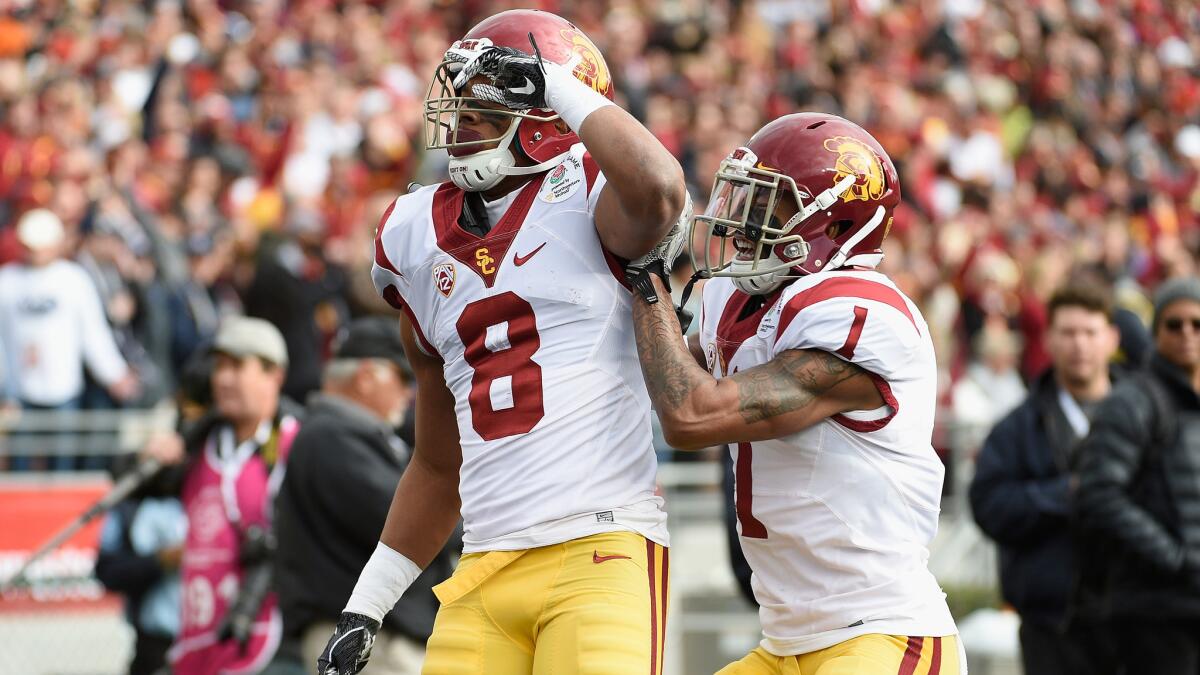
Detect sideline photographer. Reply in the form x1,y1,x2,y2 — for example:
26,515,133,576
140,316,303,674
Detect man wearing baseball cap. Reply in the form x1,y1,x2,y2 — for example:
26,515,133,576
1076,277,1200,674
140,315,305,675
272,317,457,674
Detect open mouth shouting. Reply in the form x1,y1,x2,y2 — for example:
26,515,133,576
732,234,758,261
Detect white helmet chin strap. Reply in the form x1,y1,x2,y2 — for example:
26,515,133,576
731,261,789,295
825,205,886,270
448,118,520,191
448,117,571,191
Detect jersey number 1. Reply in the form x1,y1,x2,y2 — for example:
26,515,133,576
456,292,545,440
734,305,870,539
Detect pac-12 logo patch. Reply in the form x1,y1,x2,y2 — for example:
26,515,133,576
433,263,455,298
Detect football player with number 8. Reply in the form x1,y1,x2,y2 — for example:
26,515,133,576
317,9,688,675
630,113,966,674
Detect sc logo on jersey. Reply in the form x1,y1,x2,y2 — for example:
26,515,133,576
433,263,456,298
475,248,496,275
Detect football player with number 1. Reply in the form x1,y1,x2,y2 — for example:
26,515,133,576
317,9,689,675
628,113,966,675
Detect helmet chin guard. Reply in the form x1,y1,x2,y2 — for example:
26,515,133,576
446,117,576,192
447,118,520,192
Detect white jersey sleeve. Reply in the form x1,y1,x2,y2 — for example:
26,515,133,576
370,188,441,357
771,271,926,383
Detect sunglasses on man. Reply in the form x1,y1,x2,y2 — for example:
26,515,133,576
1163,317,1200,333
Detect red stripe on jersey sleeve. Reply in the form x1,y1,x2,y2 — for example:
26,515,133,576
602,246,632,289
775,276,918,344
373,199,401,276
831,372,898,432
583,152,601,196
382,286,436,357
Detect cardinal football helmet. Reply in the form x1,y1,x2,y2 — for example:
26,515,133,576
424,9,615,191
691,113,900,294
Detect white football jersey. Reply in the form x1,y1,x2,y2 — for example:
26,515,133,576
699,271,957,655
372,145,668,553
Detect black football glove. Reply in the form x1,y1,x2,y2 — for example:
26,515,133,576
317,611,381,675
460,46,548,110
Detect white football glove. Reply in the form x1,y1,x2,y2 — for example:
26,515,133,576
626,191,693,289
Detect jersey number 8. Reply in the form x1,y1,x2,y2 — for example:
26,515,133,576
456,292,545,440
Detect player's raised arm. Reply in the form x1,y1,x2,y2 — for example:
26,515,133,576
468,38,686,259
318,315,462,675
574,102,686,259
632,275,883,450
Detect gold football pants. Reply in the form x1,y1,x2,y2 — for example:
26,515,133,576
717,634,963,675
422,530,669,675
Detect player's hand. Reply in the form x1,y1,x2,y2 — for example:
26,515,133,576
317,612,381,675
141,433,185,465
453,46,551,111
625,192,693,293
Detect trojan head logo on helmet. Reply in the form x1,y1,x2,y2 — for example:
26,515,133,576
424,10,614,192
690,113,900,295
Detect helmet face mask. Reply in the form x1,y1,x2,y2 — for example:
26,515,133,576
423,44,559,156
692,147,812,294
690,113,900,294
423,10,615,192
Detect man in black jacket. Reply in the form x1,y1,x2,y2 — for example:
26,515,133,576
970,282,1120,675
274,317,459,673
1076,277,1200,674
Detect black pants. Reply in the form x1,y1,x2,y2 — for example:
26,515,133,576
1020,617,1116,675
1110,618,1200,675
129,631,172,675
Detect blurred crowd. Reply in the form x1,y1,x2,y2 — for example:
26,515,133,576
0,0,1197,464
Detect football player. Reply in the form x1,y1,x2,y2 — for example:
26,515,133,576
317,9,687,675
628,113,964,674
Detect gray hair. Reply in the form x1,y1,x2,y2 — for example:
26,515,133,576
323,358,395,385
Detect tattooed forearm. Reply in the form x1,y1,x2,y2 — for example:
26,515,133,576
735,350,864,423
631,281,708,410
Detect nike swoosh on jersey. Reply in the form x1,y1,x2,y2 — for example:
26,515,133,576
593,551,632,564
511,78,536,95
513,242,547,266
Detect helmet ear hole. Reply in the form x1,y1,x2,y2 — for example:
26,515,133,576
826,219,855,240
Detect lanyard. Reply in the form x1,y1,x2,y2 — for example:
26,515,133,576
1057,388,1091,439
214,422,271,528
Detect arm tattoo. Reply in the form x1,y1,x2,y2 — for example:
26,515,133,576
631,286,706,409
735,350,865,423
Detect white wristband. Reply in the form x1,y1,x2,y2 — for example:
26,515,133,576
343,542,423,622
543,63,615,133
